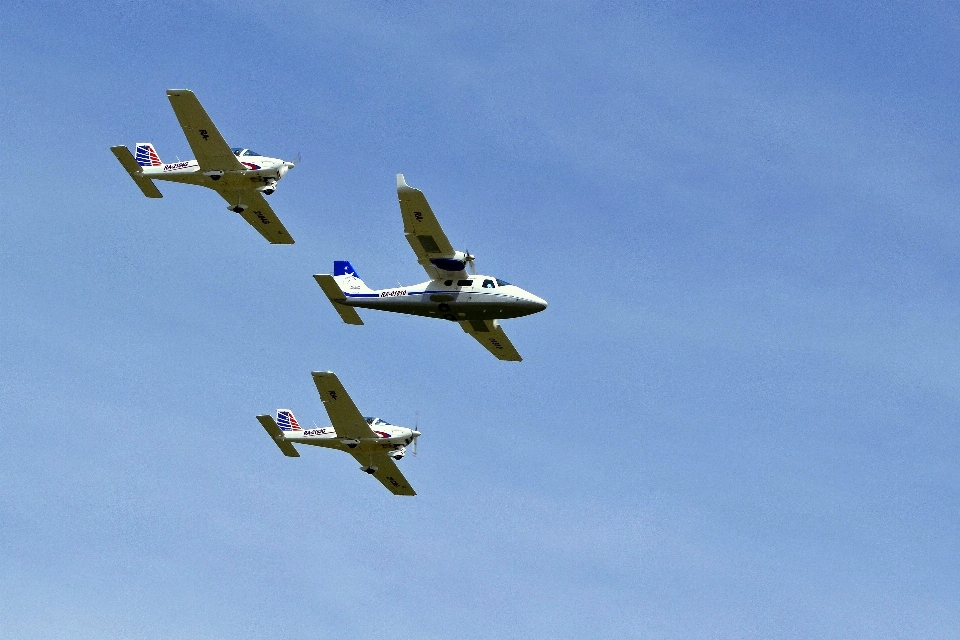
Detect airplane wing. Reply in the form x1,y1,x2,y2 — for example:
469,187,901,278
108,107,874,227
397,174,462,278
215,188,295,244
311,371,378,441
349,451,416,496
460,319,522,361
166,89,245,172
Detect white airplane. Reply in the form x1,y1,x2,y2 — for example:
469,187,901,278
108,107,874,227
315,175,547,361
257,371,419,496
111,89,295,244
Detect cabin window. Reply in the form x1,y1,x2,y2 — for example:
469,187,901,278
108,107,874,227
482,279,496,289
231,148,243,156
496,278,512,287
243,149,261,157
457,279,473,287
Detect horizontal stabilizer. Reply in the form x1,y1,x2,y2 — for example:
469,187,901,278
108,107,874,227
314,274,364,325
257,415,300,457
110,146,163,198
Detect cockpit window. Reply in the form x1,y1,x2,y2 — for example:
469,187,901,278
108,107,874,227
242,149,261,157
364,417,375,425
231,148,244,156
496,278,512,287
457,279,473,287
364,417,387,425
482,279,496,289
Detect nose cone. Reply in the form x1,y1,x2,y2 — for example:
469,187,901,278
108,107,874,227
412,431,421,438
528,293,548,312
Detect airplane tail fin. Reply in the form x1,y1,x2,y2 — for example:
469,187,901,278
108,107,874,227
276,409,303,432
257,412,301,457
134,143,163,167
313,261,367,325
332,261,370,290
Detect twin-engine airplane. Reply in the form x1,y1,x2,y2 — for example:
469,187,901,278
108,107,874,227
111,89,295,244
258,371,419,496
315,175,547,361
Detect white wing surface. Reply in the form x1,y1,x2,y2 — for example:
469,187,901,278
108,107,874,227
349,451,417,496
215,188,295,244
459,319,523,361
311,371,377,441
166,89,245,172
397,174,461,279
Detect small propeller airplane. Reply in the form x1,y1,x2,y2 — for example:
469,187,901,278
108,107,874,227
111,89,296,244
315,175,547,361
258,371,419,496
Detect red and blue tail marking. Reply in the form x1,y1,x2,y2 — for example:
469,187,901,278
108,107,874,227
277,409,303,432
135,143,162,167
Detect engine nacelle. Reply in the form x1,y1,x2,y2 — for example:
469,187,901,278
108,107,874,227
430,250,472,272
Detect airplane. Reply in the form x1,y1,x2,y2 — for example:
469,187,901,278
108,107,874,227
257,371,419,496
314,175,547,361
110,89,295,244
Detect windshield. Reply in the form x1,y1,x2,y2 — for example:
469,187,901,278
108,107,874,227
242,149,261,157
496,278,512,286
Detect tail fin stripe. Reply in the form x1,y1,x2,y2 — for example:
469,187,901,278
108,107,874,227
277,409,303,431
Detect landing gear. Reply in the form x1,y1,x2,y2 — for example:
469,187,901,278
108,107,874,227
259,178,278,196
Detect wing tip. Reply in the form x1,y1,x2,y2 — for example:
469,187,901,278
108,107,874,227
397,173,408,189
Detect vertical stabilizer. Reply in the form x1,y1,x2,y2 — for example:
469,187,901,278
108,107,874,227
277,409,303,432
135,143,163,167
332,261,372,292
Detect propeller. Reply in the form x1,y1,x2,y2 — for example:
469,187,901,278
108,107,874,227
413,412,420,456
463,247,476,274
293,151,301,165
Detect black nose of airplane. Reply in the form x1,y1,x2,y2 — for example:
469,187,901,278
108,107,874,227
524,295,548,312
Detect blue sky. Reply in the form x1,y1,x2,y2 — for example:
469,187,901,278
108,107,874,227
1,2,959,638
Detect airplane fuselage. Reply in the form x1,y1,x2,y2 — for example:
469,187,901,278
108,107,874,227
281,419,418,458
340,275,547,322
139,152,291,192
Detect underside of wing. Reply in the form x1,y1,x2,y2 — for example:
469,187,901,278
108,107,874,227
397,174,462,279
166,89,245,172
350,451,416,496
215,188,295,244
312,371,377,441
460,319,523,361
